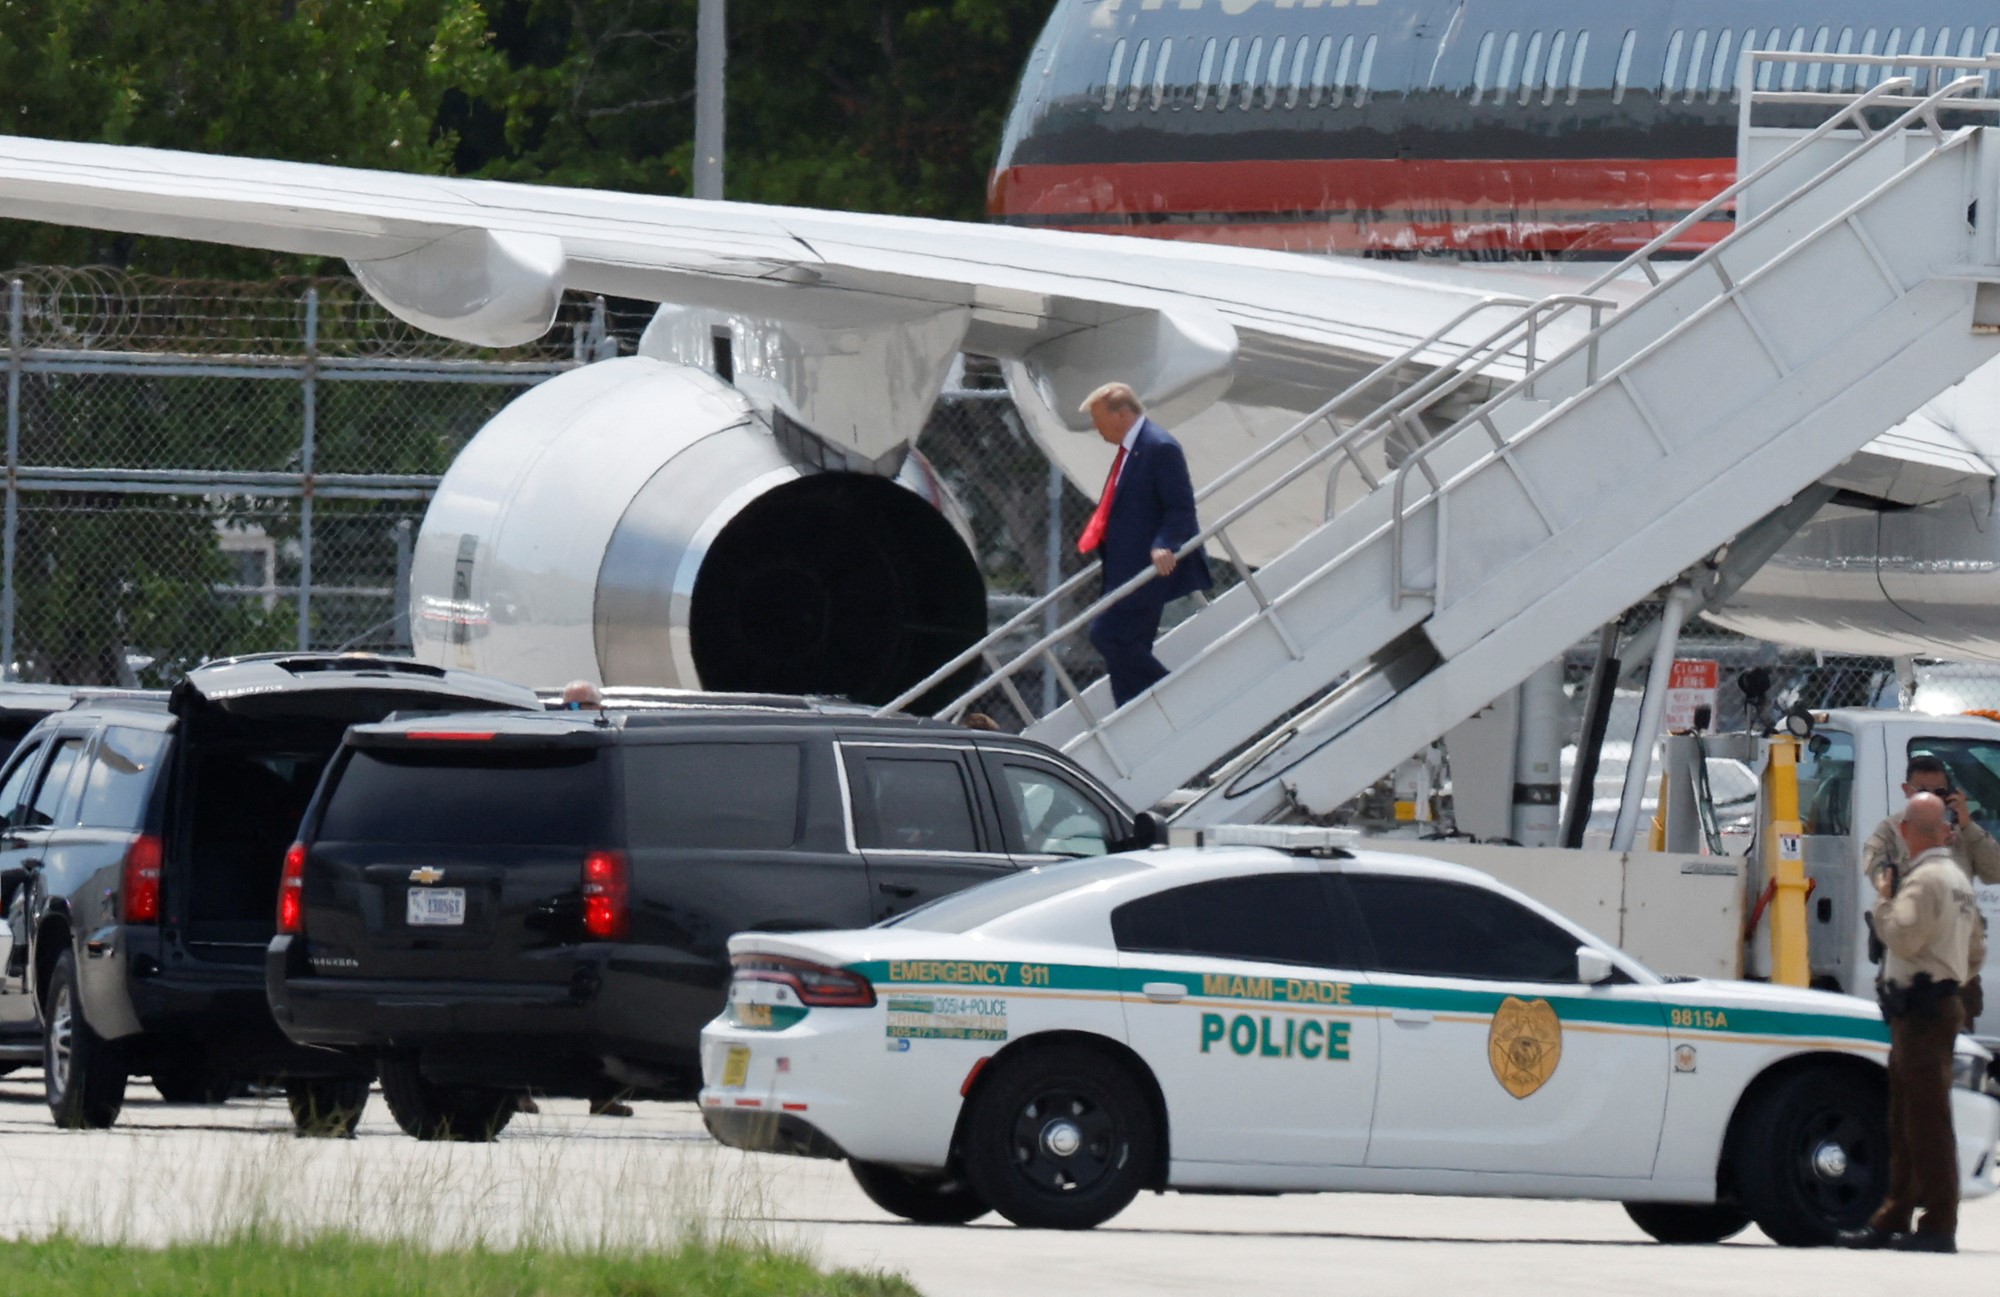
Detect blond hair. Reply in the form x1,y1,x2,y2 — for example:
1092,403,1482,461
1079,382,1144,416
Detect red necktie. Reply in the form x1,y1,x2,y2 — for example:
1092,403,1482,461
1077,446,1127,554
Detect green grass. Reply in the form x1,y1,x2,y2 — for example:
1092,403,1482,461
2,1235,920,1297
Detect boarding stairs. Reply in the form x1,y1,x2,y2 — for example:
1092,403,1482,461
880,54,2000,824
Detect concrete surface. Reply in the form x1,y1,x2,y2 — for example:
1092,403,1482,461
0,1075,1990,1293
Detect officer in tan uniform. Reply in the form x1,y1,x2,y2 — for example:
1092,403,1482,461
1840,793,1986,1253
1861,755,2000,886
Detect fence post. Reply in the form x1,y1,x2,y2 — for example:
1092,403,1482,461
393,519,413,649
1042,457,1063,715
2,279,21,681
298,288,318,652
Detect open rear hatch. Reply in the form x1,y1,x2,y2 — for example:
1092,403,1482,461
168,654,542,963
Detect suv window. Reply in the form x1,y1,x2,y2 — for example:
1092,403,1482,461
77,727,168,831
1112,873,1355,968
1344,875,1580,982
994,762,1113,857
852,752,981,854
0,741,42,830
319,747,607,847
624,743,801,850
25,737,86,828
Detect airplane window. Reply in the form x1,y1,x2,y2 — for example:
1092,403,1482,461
1151,37,1172,110
1566,31,1589,104
1928,28,1954,92
1661,31,1683,99
1104,40,1127,111
1496,32,1520,100
1194,37,1217,110
1880,28,1903,92
1958,25,1977,59
1518,31,1544,106
1804,26,1829,93
1856,30,1880,89
1543,30,1568,105
1471,31,1494,103
1903,27,1925,89
1329,35,1354,107
1215,37,1240,111
1309,35,1334,106
1709,30,1734,102
1830,28,1855,93
1355,34,1377,106
1286,34,1310,108
1264,35,1287,108
1612,30,1636,103
1242,36,1263,108
1780,26,1806,92
1127,39,1150,111
1684,30,1708,101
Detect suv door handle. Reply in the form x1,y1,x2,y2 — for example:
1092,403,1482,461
877,882,919,898
1141,982,1187,1004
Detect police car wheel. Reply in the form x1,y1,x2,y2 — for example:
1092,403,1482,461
1734,1068,1886,1247
378,1053,516,1142
962,1043,1158,1230
849,1160,992,1225
1621,1201,1753,1244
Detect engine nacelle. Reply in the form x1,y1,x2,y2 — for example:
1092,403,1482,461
411,357,986,703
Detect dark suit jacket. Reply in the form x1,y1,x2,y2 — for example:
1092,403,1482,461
1099,417,1213,608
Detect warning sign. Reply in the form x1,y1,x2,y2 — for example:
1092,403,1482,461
1778,833,1802,861
1665,659,1720,732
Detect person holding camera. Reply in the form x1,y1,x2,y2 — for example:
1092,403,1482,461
1840,792,1986,1253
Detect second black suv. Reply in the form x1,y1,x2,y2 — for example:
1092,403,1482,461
267,699,1153,1139
2,653,541,1132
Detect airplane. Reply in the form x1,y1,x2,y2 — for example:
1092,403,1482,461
0,2,1993,720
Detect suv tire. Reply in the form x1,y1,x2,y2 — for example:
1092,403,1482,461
961,1042,1158,1230
849,1160,992,1224
1734,1067,1886,1246
1621,1201,1753,1244
43,950,126,1129
378,1054,516,1142
287,1076,372,1138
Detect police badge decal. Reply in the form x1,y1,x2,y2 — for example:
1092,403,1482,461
1488,996,1563,1098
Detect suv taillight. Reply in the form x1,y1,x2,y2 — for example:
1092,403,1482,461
121,834,163,924
730,954,876,1007
581,850,628,941
276,841,307,936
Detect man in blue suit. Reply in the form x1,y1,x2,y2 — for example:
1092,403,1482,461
1077,382,1213,708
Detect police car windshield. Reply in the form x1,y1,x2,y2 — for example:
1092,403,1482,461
883,856,1151,933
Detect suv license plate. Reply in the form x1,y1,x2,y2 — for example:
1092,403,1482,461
407,887,466,926
721,1046,750,1088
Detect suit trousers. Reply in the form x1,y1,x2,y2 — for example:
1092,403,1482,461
1089,599,1168,708
1870,992,1962,1239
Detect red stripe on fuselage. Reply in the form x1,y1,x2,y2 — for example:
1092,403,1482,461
990,157,1737,255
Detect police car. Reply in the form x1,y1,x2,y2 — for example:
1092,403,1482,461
700,839,2000,1244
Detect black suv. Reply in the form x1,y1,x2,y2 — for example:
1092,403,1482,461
0,653,541,1131
267,699,1153,1140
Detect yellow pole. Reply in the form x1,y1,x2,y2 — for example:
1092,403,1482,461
1763,736,1810,987
1649,767,1669,853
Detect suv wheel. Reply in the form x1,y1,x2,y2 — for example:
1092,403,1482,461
961,1042,1158,1230
1734,1068,1886,1246
378,1054,516,1142
43,951,126,1129
849,1160,992,1224
287,1076,372,1138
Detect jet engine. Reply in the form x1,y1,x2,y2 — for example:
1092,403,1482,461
409,355,986,704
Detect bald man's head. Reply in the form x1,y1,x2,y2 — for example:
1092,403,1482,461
1900,791,1952,853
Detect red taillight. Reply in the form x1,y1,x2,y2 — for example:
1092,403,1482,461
581,850,628,941
276,841,307,936
121,833,163,924
730,954,876,1008
404,731,497,742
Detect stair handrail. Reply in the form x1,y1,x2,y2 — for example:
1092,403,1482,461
1387,72,1996,605
875,291,1608,720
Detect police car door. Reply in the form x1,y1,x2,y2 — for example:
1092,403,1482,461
1111,871,1378,1171
1342,873,1669,1178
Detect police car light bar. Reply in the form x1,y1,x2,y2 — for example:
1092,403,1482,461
1195,825,1363,854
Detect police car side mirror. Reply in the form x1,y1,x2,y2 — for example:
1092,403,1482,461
1576,947,1616,986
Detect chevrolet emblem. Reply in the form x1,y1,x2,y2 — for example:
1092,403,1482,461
408,867,446,885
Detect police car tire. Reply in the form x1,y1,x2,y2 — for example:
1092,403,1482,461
378,1054,516,1142
1620,1201,1753,1244
961,1042,1159,1230
849,1160,993,1225
42,950,125,1130
287,1076,371,1138
1734,1068,1886,1247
